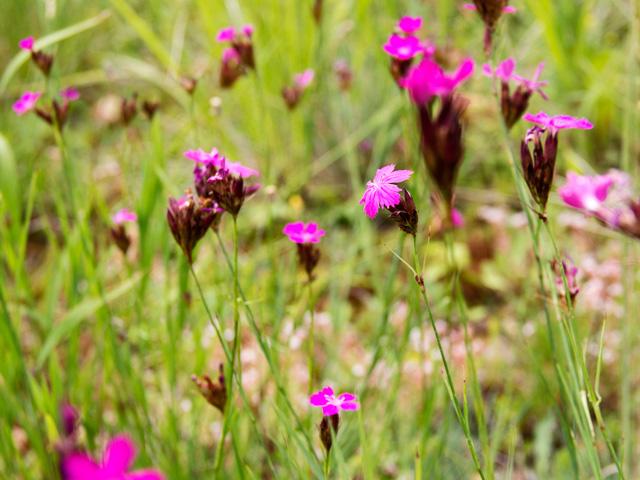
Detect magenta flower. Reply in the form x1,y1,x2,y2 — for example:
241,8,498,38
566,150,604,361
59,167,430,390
383,34,424,61
216,27,236,42
558,172,615,213
397,16,423,34
309,386,359,416
360,164,413,218
523,112,593,134
112,208,138,225
462,3,517,13
242,24,254,37
61,87,80,102
283,222,325,244
19,36,35,51
12,91,41,116
451,208,465,228
294,69,315,89
62,435,164,480
186,148,258,178
482,57,515,82
405,58,475,104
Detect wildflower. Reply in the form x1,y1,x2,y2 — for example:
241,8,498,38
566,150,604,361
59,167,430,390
552,258,580,303
405,57,474,105
142,100,160,120
60,403,79,439
111,209,136,255
334,59,353,91
558,172,616,213
12,91,41,116
219,48,243,88
319,414,340,453
282,69,315,109
61,435,164,480
397,16,423,34
121,94,138,125
166,193,218,263
463,1,516,53
216,24,255,85
19,36,35,51
204,157,260,218
192,364,227,414
360,164,413,219
521,113,593,212
483,58,547,128
19,35,54,76
61,87,80,103
451,208,465,228
310,386,359,452
387,189,419,236
283,222,325,279
383,34,424,61
180,76,198,95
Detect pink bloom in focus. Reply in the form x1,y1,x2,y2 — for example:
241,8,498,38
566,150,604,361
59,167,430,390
309,386,359,416
283,222,325,244
451,208,465,228
216,27,236,42
558,172,615,213
112,208,138,225
383,34,423,61
19,36,35,51
397,16,423,34
405,58,475,104
61,87,80,102
523,112,593,134
62,435,164,480
294,69,315,89
462,3,517,13
12,91,41,116
360,164,413,218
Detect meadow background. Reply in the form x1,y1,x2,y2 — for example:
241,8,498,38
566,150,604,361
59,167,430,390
0,0,638,478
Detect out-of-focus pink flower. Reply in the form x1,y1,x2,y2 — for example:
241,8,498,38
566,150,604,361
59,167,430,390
242,24,254,37
61,87,80,102
61,435,164,480
187,148,258,178
523,112,593,134
558,172,615,213
216,27,236,42
360,164,413,218
512,63,548,99
12,91,41,116
554,258,580,301
397,16,423,34
19,36,35,51
112,208,138,225
451,208,465,228
405,58,475,104
383,34,423,61
462,3,517,13
283,222,325,244
482,57,516,82
309,386,359,416
294,69,315,89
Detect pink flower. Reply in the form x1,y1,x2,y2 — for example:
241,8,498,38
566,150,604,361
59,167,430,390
222,46,241,63
216,27,236,42
451,208,465,228
558,172,615,213
62,435,164,480
523,112,593,134
462,3,517,13
242,24,254,37
383,34,424,61
397,16,423,34
61,87,80,102
294,69,315,89
112,208,138,225
360,164,413,218
12,91,41,116
186,148,258,178
482,57,516,82
19,36,35,51
405,58,475,104
309,386,359,416
283,222,325,244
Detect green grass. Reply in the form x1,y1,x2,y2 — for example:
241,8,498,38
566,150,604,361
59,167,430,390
0,0,638,478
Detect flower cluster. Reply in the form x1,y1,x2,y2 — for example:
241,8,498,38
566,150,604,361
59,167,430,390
463,1,516,53
13,88,80,129
383,16,433,86
166,193,218,264
483,58,548,129
217,25,255,88
282,69,315,109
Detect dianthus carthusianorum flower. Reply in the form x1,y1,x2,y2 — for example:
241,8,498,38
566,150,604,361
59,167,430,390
12,91,41,116
463,1,516,53
217,24,255,88
382,15,432,86
283,222,325,278
282,69,314,109
360,164,413,219
110,208,137,255
166,193,218,264
19,35,54,76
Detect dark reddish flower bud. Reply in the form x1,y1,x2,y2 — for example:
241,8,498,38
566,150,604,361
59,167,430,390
390,58,414,86
206,165,260,218
334,59,353,91
31,50,54,77
520,126,558,212
312,0,323,23
417,95,468,207
388,189,419,236
60,403,79,439
220,48,245,89
142,100,160,120
180,76,198,95
319,414,340,452
192,364,227,414
110,225,131,254
232,37,255,71
166,192,217,263
282,70,314,110
121,94,138,125
470,0,512,53
297,244,321,280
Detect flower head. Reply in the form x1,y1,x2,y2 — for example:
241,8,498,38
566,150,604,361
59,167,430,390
283,222,325,244
61,435,164,480
383,34,424,61
360,164,413,218
397,16,423,34
524,112,593,135
282,69,315,109
558,172,615,213
19,36,35,51
405,58,475,104
112,208,137,225
309,386,359,416
294,69,315,89
12,91,41,116
61,87,80,102
216,27,236,42
167,193,218,263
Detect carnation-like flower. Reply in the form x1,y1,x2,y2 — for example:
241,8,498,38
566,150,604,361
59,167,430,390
558,172,615,213
112,208,137,225
186,148,259,179
282,69,315,109
523,112,593,134
216,27,237,42
383,34,424,61
19,36,35,51
405,58,475,104
61,435,164,480
12,91,41,116
360,164,413,218
397,16,423,34
283,222,325,244
309,386,359,416
295,69,315,89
